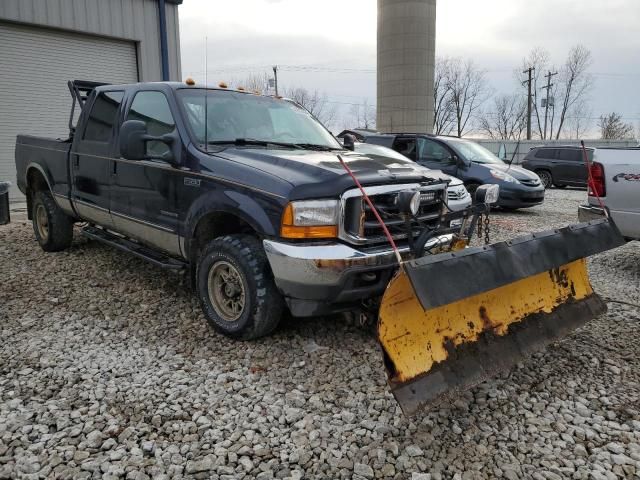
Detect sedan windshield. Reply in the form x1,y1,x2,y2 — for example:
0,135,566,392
446,138,504,165
177,89,341,149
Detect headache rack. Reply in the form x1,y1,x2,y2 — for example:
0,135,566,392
67,80,110,138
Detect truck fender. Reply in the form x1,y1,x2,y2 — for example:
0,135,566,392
183,189,281,255
25,163,54,193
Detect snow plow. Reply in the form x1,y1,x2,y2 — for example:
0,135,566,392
336,156,625,415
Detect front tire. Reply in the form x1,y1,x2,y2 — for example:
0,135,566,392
536,170,553,189
32,191,73,252
196,235,284,340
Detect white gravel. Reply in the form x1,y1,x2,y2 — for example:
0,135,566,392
1,189,639,479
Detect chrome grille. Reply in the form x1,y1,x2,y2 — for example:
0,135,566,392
341,183,446,246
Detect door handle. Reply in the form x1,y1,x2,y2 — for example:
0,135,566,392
112,161,117,175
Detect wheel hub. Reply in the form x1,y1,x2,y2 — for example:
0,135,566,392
35,204,49,241
207,261,246,322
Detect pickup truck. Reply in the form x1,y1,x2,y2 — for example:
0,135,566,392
16,80,458,339
578,147,640,240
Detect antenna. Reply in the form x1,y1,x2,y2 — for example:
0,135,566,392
204,36,208,152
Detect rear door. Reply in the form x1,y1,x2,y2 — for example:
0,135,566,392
71,90,125,227
556,149,587,186
110,90,181,257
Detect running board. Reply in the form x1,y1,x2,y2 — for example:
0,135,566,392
81,225,187,271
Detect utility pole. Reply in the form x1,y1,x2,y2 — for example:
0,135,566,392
522,67,534,140
541,70,558,140
272,66,279,96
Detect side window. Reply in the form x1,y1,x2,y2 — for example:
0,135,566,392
83,91,124,142
126,91,176,158
557,149,582,162
393,138,417,161
535,148,556,159
417,138,452,163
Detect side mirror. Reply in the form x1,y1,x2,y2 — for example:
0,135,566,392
475,184,500,205
343,134,356,151
119,120,177,163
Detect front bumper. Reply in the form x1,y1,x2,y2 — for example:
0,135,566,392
498,185,545,208
578,204,606,222
263,235,454,317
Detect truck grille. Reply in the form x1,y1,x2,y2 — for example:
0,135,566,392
341,184,446,246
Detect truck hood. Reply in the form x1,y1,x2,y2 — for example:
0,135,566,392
218,148,448,199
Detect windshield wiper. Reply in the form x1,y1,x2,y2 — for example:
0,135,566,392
207,138,300,149
294,143,343,151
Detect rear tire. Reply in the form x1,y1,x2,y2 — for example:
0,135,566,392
32,191,73,252
196,235,284,340
536,170,553,189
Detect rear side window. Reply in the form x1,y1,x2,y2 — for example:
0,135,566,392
534,148,558,159
83,91,125,142
126,91,176,157
393,138,417,160
557,149,582,162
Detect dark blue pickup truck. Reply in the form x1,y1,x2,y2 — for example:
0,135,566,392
15,80,462,339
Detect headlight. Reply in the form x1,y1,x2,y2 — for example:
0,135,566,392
281,200,339,239
397,191,421,216
490,170,519,184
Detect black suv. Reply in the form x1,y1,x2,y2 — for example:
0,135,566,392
521,146,592,189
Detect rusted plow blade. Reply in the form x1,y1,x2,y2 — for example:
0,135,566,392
378,219,624,415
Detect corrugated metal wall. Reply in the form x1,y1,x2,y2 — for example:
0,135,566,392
0,0,181,82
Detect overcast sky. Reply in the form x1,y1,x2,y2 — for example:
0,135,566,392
179,0,640,134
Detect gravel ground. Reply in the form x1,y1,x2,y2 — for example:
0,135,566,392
1,189,639,480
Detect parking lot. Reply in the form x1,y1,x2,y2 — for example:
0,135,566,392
1,189,639,480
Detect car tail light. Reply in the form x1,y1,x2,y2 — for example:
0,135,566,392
588,162,606,198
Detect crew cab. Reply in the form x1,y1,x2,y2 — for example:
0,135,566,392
16,80,458,339
578,147,640,240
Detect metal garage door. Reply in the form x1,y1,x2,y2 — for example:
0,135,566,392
0,22,138,199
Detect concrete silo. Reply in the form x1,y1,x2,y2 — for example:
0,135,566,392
377,0,436,133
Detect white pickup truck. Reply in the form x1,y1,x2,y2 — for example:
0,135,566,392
578,147,640,240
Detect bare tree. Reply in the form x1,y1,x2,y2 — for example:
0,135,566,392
552,45,594,139
598,112,635,139
349,98,376,130
284,87,336,126
563,99,592,139
477,94,527,140
520,47,551,139
433,57,456,135
447,58,492,137
233,73,269,94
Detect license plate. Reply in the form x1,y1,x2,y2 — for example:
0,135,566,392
450,219,463,228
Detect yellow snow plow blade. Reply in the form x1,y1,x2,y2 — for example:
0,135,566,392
378,219,624,415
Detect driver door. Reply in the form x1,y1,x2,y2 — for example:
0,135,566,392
110,90,181,256
414,137,458,176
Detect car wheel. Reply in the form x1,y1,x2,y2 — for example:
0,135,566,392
536,170,553,189
32,190,74,252
196,234,284,340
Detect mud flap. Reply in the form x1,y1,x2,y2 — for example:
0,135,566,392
378,219,625,415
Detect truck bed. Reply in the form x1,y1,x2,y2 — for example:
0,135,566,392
15,135,72,199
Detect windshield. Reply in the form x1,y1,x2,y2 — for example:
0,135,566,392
354,143,411,162
446,138,504,165
177,89,341,149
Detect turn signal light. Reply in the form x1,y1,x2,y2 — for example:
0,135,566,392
280,203,338,239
